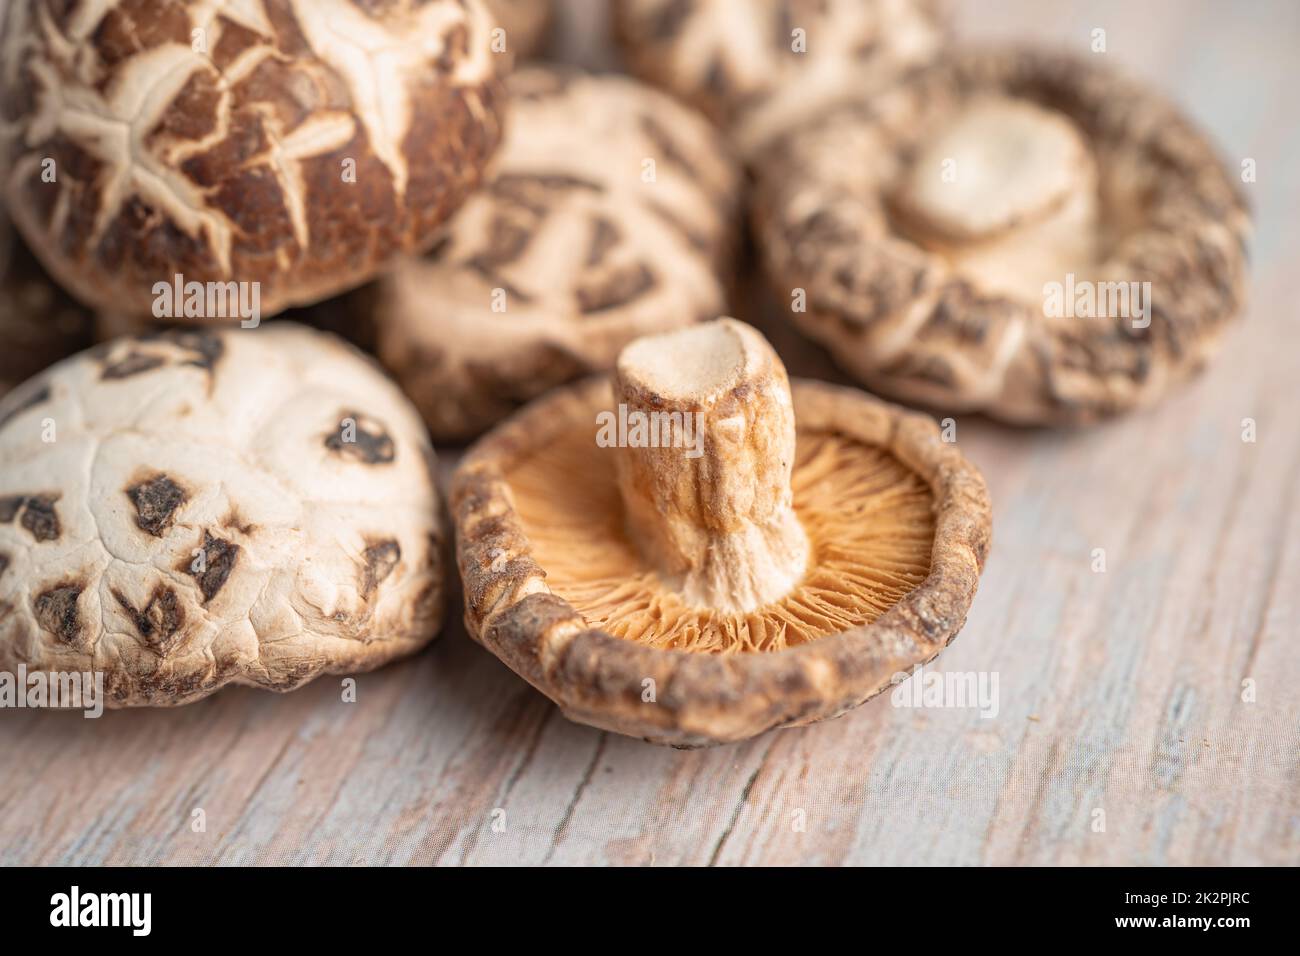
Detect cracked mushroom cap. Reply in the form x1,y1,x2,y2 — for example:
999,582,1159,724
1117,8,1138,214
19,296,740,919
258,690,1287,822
0,323,446,706
0,214,95,399
612,0,946,159
452,319,990,747
485,0,553,58
0,0,505,321
371,66,740,442
753,47,1252,424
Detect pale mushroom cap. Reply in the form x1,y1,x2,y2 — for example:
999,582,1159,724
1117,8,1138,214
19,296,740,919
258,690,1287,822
0,324,445,706
373,67,739,441
0,0,505,320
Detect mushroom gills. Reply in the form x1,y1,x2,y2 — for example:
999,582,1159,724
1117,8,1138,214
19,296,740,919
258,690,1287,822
505,320,936,653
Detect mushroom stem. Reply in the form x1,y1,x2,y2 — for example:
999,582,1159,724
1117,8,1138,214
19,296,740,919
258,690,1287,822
897,97,1097,244
612,318,808,614
895,97,1100,301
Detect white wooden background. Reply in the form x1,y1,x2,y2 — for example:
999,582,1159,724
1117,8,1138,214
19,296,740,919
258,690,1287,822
1,0,1296,866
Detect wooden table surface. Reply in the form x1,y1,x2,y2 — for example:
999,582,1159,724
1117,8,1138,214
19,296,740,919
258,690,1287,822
2,0,1297,866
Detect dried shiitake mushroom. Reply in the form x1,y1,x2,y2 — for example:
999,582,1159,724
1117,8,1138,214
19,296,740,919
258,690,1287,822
453,319,990,746
0,0,505,320
371,66,739,441
0,215,95,398
486,0,553,58
754,48,1252,424
0,324,445,706
613,0,946,158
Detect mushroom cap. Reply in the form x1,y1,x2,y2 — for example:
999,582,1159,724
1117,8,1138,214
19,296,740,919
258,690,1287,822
0,216,95,398
612,0,947,158
0,323,445,706
486,0,554,58
753,47,1252,424
452,376,990,747
372,66,739,441
0,0,505,320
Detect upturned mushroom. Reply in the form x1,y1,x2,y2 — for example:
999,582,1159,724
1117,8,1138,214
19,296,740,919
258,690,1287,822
370,66,739,441
612,0,946,159
753,48,1251,424
0,324,446,706
0,0,505,320
453,318,990,746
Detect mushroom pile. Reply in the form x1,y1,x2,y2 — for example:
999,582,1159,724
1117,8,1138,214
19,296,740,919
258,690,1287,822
0,2,1250,743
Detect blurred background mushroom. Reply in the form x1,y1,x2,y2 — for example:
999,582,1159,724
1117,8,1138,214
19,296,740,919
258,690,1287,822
612,0,949,161
752,47,1251,423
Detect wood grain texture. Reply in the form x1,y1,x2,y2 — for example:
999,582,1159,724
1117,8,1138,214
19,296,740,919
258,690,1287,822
1,0,1296,866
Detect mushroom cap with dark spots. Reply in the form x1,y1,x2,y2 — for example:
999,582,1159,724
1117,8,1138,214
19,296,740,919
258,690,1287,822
0,323,446,707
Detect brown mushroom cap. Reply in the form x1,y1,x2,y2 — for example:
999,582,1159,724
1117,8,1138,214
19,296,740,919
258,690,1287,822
753,47,1251,424
452,319,990,746
0,0,505,321
612,0,947,160
372,66,739,442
